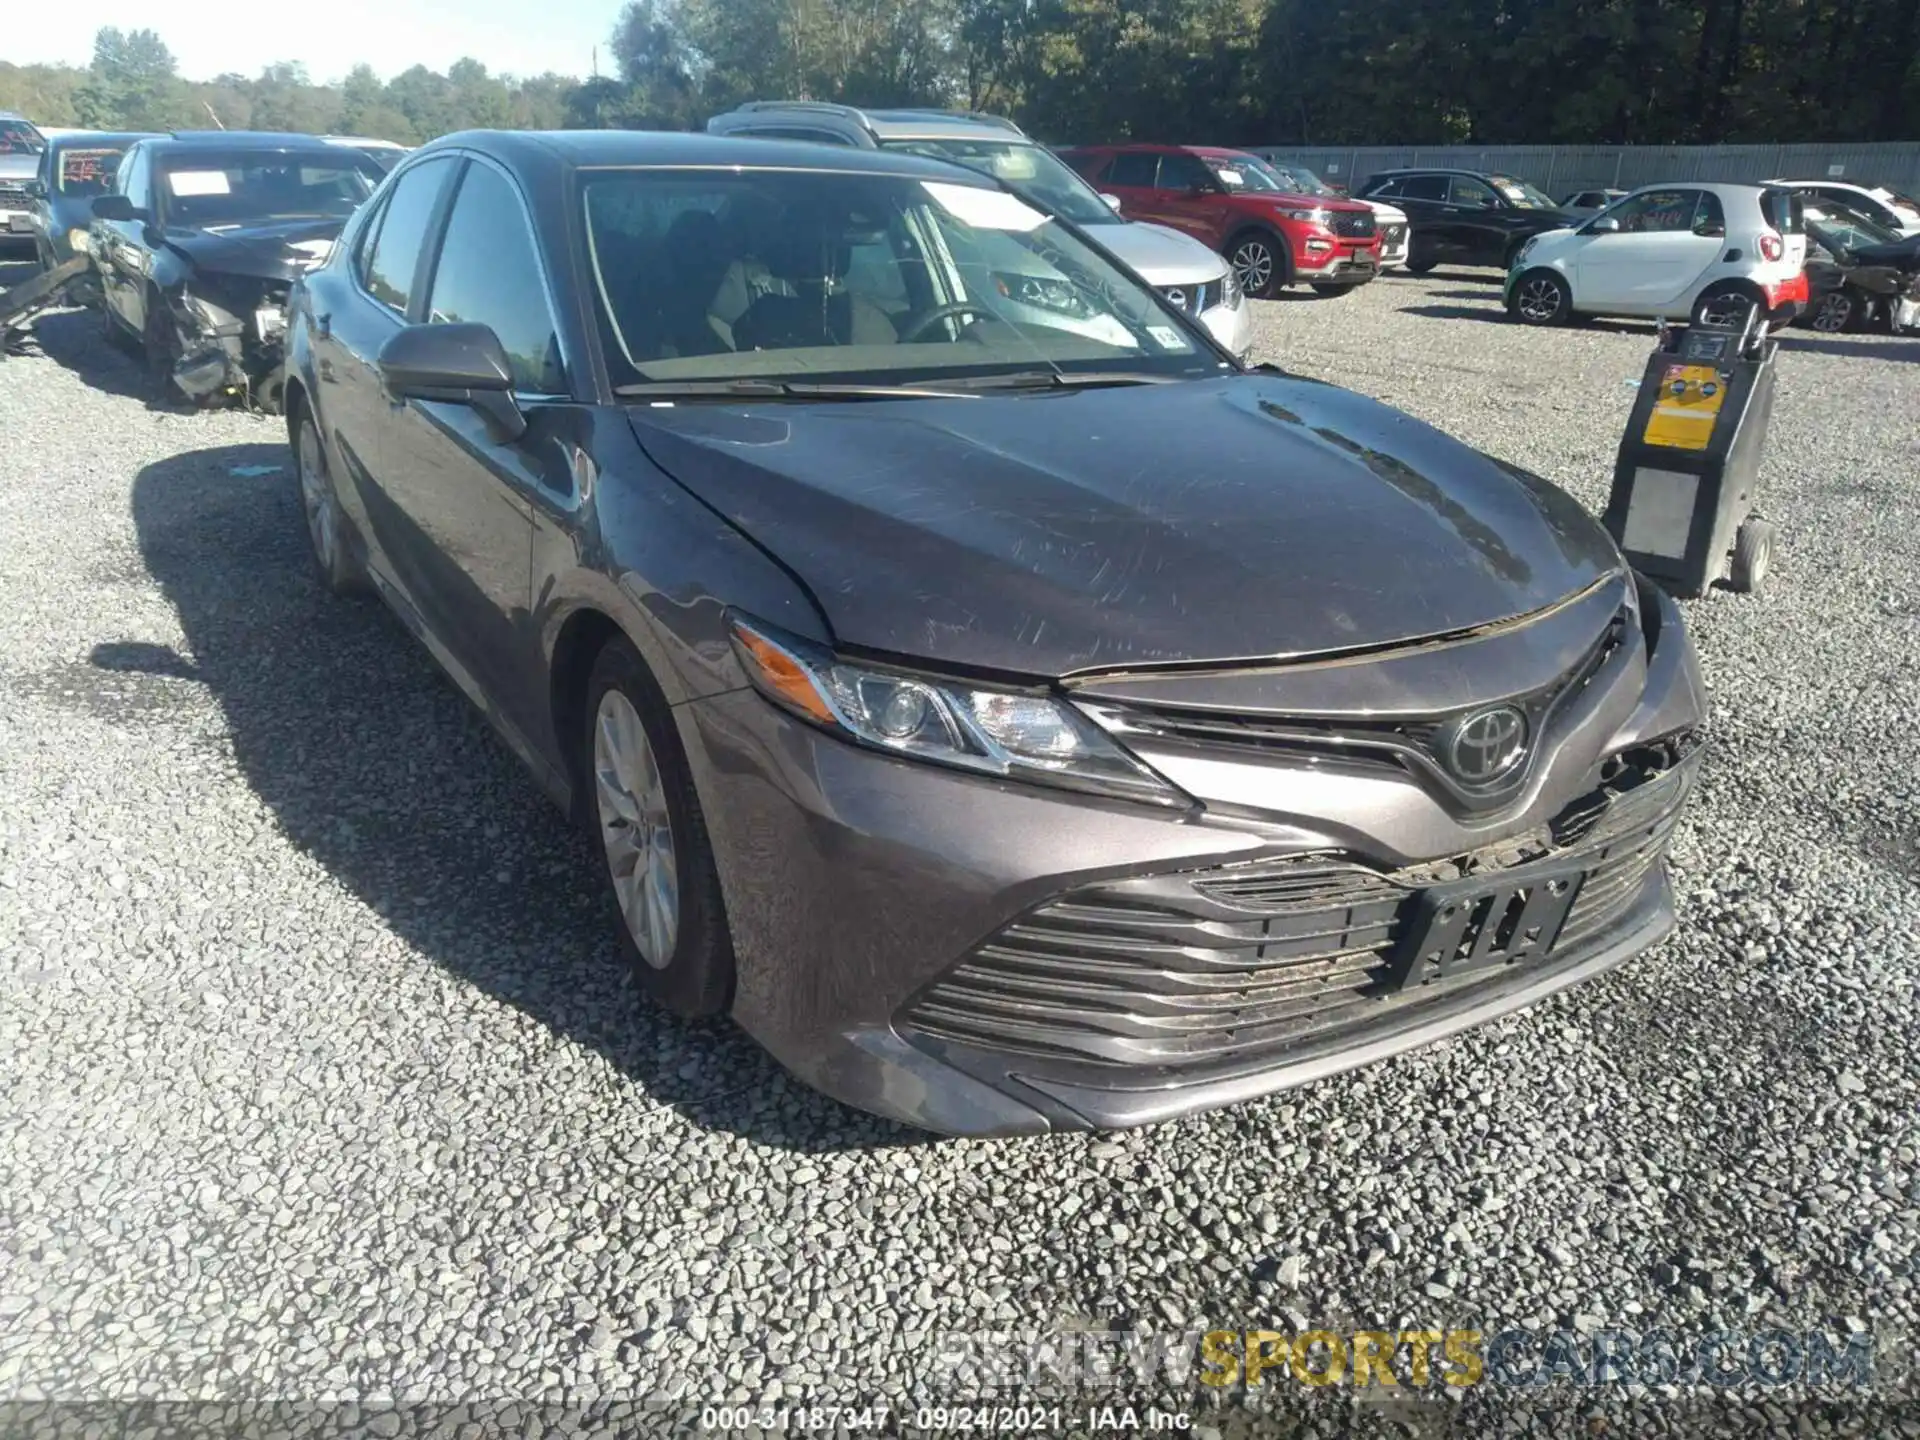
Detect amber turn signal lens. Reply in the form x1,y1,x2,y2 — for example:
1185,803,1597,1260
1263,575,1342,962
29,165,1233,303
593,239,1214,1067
731,622,837,725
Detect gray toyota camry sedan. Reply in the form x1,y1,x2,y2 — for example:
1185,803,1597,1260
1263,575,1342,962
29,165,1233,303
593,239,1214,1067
283,130,1706,1137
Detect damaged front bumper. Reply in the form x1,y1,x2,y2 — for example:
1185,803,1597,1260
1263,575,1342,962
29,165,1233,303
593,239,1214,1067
157,282,292,410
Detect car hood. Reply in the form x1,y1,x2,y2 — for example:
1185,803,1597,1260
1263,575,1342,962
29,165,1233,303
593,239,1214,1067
628,374,1624,677
161,217,346,283
1361,200,1408,224
1087,220,1229,285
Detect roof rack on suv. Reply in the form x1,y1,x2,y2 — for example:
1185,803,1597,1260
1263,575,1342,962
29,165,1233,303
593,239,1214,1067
729,101,1027,139
875,107,1026,135
737,100,865,117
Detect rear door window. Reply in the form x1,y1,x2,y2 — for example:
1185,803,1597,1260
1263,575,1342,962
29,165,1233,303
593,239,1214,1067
1399,175,1448,202
1104,152,1158,188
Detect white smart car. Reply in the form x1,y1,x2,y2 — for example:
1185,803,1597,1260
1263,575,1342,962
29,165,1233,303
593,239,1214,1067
1504,182,1809,327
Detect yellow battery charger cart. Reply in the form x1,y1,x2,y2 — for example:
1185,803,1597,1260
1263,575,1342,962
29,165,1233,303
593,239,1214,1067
1603,305,1780,597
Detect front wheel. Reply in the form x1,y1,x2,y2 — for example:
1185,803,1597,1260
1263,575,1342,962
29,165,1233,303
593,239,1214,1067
1728,518,1776,594
293,404,368,596
1228,233,1285,299
141,292,180,398
1509,269,1572,326
584,636,734,1018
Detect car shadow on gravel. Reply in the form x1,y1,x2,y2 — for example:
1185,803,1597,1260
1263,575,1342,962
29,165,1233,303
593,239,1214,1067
1399,302,1661,336
107,440,931,1154
12,307,162,406
1776,333,1920,362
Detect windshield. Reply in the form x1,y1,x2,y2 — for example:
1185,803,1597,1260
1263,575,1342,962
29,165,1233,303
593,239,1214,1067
1489,175,1557,209
877,138,1115,227
155,150,382,227
0,119,46,155
1803,201,1901,250
1242,159,1337,197
55,146,128,196
582,168,1218,389
1202,157,1293,194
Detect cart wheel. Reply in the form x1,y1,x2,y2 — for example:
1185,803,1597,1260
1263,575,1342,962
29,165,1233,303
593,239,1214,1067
1728,519,1776,593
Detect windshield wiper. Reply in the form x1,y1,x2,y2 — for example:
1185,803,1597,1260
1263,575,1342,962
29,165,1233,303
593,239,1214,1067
926,369,1188,393
614,378,978,401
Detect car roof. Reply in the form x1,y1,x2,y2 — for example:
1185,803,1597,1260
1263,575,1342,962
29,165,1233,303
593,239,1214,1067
47,131,158,148
413,128,998,183
154,130,346,150
713,102,1028,142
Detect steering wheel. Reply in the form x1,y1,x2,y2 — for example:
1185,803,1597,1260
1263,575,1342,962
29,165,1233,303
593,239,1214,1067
899,302,999,343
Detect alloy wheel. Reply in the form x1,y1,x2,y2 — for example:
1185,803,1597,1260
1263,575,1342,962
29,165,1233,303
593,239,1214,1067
1516,276,1563,323
297,420,338,576
593,688,680,969
1232,240,1274,295
1811,292,1852,333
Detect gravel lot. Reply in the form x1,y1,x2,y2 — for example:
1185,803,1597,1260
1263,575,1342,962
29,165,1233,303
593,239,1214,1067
2,256,1917,1436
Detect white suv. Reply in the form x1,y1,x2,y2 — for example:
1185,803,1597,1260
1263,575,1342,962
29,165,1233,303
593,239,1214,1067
1504,183,1809,327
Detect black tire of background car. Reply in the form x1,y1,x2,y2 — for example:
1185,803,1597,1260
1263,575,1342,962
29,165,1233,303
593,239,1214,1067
1226,229,1289,299
1728,518,1777,593
1508,269,1572,326
1402,238,1438,275
1692,283,1759,329
141,290,179,397
1810,289,1858,333
583,635,735,1019
1309,283,1361,297
290,401,369,598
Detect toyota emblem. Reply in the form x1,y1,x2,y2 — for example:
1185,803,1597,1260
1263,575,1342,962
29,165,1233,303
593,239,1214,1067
1443,706,1528,785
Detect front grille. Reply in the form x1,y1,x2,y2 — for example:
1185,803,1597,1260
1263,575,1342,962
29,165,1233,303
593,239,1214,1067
0,182,28,208
1105,608,1632,805
900,749,1696,1074
1331,210,1377,239
1157,279,1222,316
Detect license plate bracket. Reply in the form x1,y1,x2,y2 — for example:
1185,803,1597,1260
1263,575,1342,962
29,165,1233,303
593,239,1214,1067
1384,863,1586,992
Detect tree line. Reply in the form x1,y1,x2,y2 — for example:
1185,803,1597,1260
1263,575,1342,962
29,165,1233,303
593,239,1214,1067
2,0,1915,153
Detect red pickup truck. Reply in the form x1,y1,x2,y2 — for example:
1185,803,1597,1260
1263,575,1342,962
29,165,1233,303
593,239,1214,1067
1060,143,1383,299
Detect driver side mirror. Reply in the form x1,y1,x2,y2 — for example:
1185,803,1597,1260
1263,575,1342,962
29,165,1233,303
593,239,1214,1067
1102,192,1124,211
377,322,526,444
22,179,45,200
91,194,149,223
1588,215,1622,234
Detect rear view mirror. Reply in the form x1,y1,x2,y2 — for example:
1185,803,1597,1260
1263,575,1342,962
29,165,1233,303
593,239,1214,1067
91,194,147,222
377,322,526,443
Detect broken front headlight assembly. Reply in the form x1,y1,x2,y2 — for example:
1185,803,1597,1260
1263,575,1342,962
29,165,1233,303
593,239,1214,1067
727,614,1187,807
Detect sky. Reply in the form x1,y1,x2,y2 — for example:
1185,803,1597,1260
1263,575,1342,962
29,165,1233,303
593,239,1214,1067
9,0,615,84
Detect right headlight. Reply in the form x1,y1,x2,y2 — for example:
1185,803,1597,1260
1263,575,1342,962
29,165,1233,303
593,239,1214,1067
727,615,1187,807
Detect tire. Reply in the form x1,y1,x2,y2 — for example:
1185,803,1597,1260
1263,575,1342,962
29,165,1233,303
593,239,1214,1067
1809,289,1857,334
1403,248,1438,276
141,290,179,397
1227,230,1287,299
1692,283,1758,330
1728,519,1776,594
1309,282,1360,297
1509,268,1572,326
583,635,734,1018
291,401,369,597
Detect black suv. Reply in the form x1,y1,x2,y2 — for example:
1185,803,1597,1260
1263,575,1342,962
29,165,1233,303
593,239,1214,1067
1356,169,1579,274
